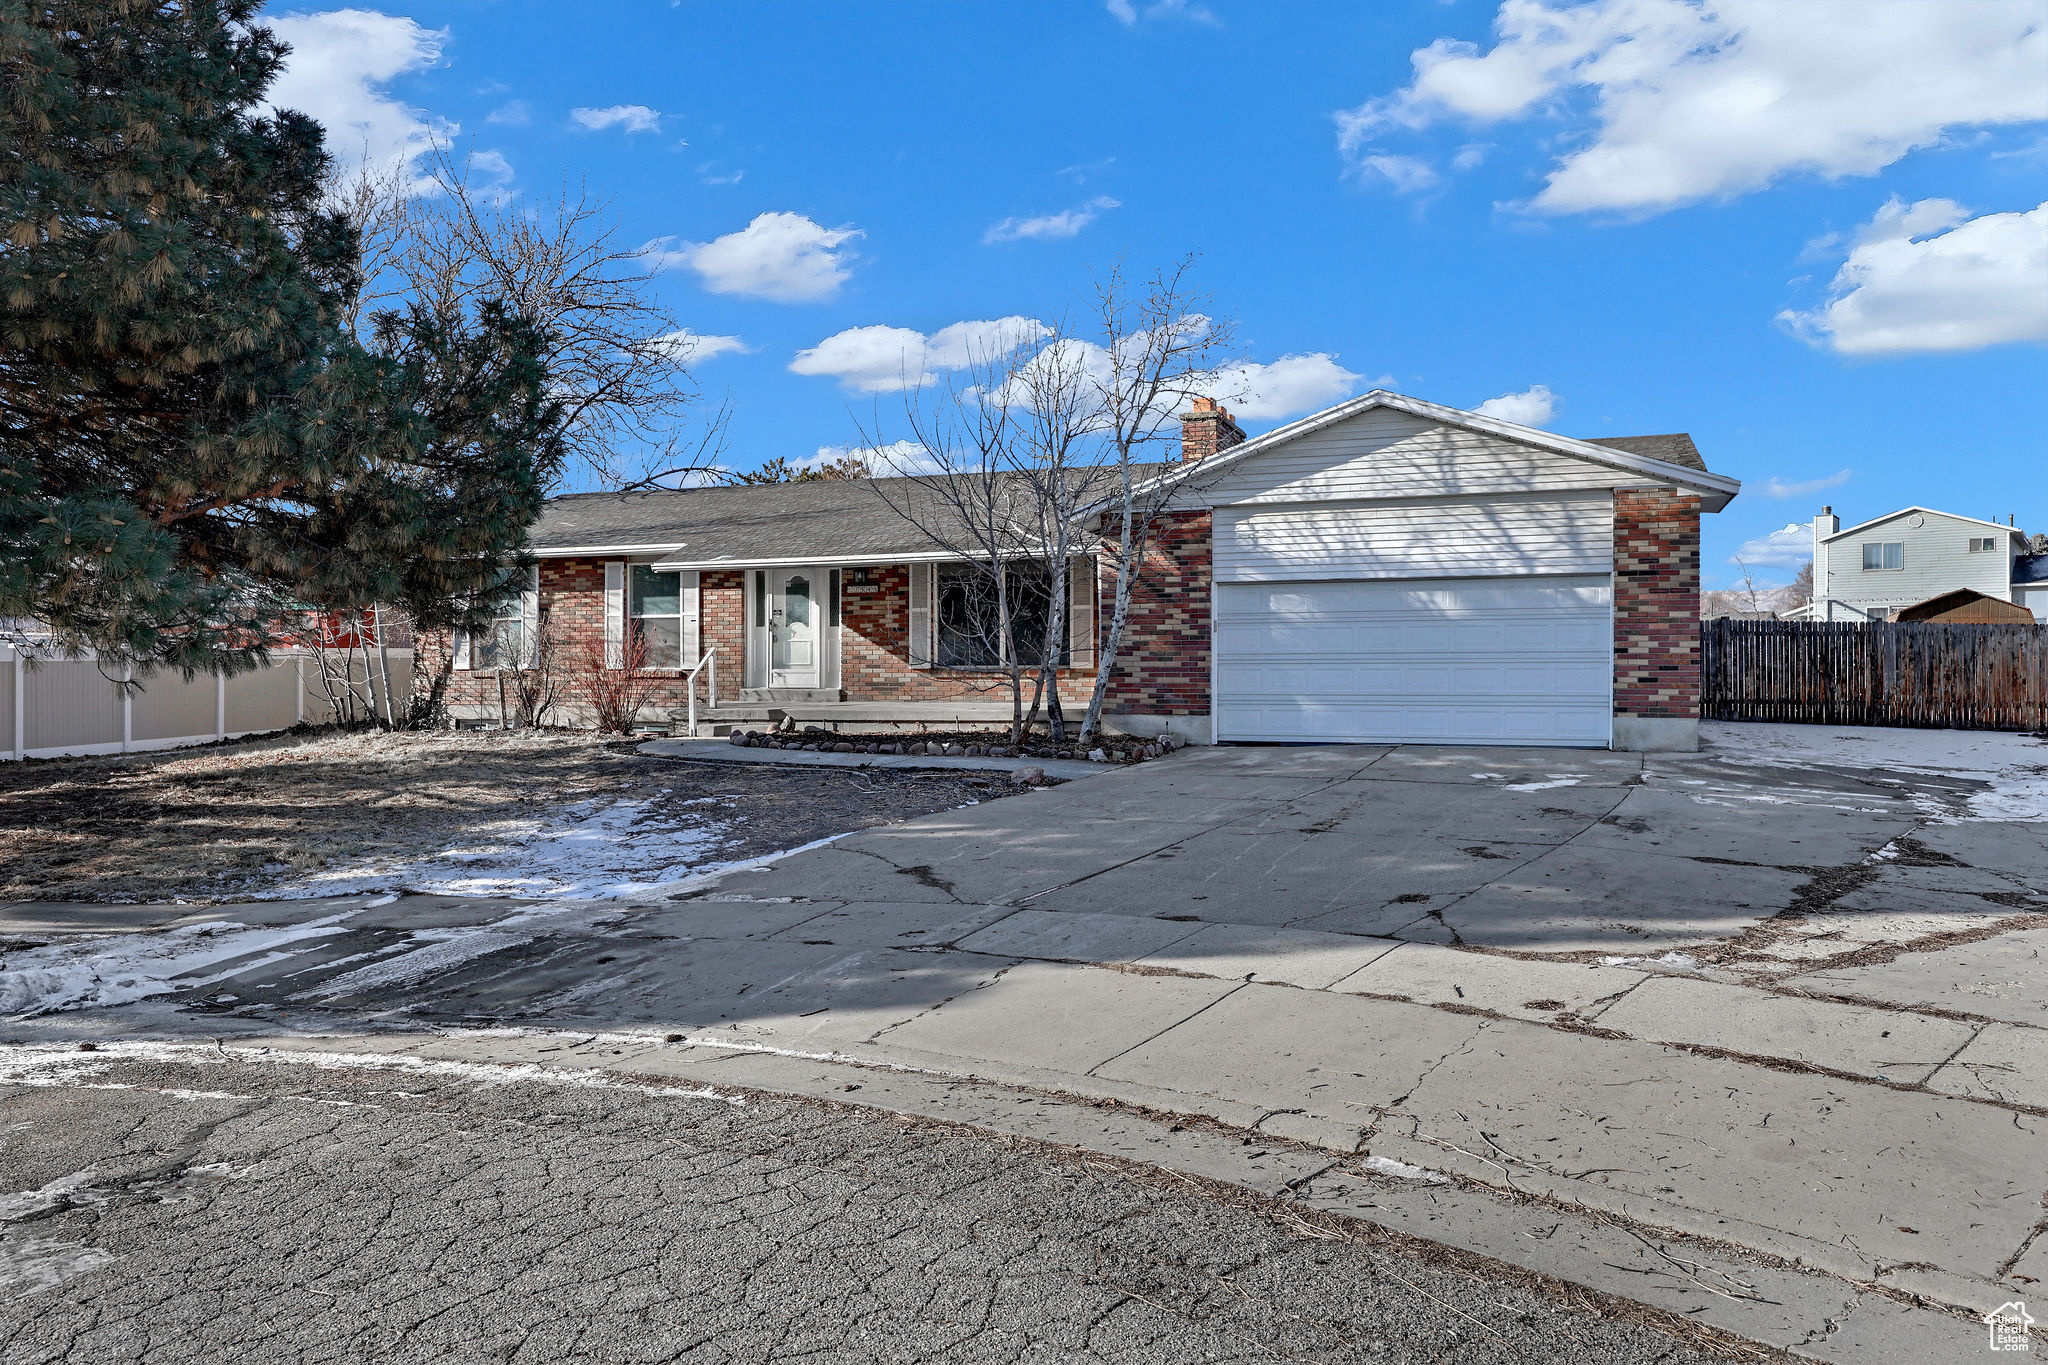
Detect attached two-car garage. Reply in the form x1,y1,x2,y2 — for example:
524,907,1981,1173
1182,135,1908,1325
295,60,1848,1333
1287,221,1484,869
1212,575,1614,746
1195,414,1638,748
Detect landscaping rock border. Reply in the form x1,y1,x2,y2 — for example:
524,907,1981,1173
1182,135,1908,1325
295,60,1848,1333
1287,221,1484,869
728,725,1188,766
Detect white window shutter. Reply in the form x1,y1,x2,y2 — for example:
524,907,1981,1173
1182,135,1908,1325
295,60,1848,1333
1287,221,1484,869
453,630,471,671
521,566,540,667
604,561,625,668
1068,555,1096,668
907,562,932,669
682,570,701,667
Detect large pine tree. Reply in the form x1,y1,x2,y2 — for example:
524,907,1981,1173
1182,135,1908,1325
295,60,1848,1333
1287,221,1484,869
0,0,562,681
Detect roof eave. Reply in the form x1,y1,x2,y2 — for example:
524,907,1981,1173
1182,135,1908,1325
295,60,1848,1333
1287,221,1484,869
1820,506,2028,543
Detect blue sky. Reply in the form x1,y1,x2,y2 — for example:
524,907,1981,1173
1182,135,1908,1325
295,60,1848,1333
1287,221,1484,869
264,0,2048,589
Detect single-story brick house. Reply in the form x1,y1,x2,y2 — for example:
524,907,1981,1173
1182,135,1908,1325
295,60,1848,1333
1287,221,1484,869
428,390,1738,751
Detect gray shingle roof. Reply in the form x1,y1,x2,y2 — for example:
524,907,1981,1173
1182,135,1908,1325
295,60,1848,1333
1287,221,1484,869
531,468,1171,564
533,429,1714,560
1579,433,1708,471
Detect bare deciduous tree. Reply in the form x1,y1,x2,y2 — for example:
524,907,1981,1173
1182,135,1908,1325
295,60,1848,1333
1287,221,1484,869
859,260,1233,748
332,150,726,492
1069,260,1234,746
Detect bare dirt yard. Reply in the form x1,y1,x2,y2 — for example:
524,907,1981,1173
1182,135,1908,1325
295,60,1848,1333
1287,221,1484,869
0,729,1025,904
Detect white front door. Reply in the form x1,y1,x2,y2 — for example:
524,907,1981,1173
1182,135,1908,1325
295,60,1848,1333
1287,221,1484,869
769,568,818,687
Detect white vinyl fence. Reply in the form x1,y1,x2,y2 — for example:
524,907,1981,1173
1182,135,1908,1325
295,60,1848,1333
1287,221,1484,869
0,644,414,761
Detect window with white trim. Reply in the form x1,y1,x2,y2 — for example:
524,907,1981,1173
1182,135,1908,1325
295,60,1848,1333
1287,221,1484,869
472,567,536,669
630,565,683,669
1862,542,1903,570
1968,537,1998,553
935,562,1068,669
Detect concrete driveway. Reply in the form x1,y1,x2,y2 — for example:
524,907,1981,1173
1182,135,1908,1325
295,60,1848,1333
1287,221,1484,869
5,724,2047,1361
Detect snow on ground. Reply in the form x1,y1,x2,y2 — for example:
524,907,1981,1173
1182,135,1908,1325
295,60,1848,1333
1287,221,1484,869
0,832,860,1021
263,796,733,901
0,916,360,1017
1700,722,2048,820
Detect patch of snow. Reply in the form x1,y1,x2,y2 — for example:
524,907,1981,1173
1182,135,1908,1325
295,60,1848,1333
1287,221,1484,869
0,1236,115,1298
0,917,354,1019
0,1040,747,1107
263,797,736,901
1702,722,2048,821
1469,772,1505,780
1596,951,1707,973
1361,1155,1450,1185
1505,777,1581,792
0,1170,101,1223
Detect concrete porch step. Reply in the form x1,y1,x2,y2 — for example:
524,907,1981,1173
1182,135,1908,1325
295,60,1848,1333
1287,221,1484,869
737,687,845,704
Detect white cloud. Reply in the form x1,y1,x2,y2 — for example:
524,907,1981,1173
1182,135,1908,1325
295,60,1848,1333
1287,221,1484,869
984,197,1121,244
1206,353,1364,421
649,213,862,303
1778,197,2048,355
1451,142,1491,171
263,9,450,178
789,318,1053,392
805,441,941,476
1357,155,1440,194
1732,523,1811,569
650,329,753,363
571,104,661,134
1107,0,1219,25
1337,0,2048,215
1473,384,1557,426
1756,469,1851,499
485,99,530,126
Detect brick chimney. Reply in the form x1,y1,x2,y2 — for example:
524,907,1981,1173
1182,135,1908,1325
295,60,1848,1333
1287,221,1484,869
1180,396,1246,462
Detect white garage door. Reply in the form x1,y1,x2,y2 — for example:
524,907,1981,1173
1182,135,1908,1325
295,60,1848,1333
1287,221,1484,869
1214,576,1612,746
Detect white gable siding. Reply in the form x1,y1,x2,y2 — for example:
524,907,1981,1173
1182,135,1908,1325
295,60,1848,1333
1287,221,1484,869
1184,408,1643,508
1820,510,2016,615
1216,492,1613,583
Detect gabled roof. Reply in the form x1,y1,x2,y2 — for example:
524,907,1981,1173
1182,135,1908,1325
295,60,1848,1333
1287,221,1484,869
1120,390,1740,511
1822,505,2029,544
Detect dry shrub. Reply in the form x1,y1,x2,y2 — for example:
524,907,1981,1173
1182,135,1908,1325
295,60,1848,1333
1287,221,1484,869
572,633,666,733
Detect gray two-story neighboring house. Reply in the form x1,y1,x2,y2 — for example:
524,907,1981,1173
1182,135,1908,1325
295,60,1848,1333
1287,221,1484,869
1794,505,2048,622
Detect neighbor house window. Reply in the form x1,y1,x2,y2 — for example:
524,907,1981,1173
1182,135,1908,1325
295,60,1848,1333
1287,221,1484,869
630,564,682,668
1862,542,1904,570
1968,537,1998,553
935,562,1068,669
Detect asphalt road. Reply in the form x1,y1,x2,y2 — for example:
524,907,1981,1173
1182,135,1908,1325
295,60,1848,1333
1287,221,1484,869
0,1052,1744,1365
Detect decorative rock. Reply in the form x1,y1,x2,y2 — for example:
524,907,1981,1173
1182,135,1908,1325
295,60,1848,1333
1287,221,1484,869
944,744,965,757
728,731,748,745
832,742,855,753
1011,765,1046,787
1087,748,1106,762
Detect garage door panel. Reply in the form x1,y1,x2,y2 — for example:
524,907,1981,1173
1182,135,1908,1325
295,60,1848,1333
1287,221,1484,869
1215,575,1611,746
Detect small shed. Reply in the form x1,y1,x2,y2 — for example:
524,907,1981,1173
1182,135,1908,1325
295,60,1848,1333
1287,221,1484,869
1890,588,2036,624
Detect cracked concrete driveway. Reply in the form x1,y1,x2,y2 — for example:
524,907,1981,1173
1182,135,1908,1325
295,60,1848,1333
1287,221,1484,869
5,722,2048,1361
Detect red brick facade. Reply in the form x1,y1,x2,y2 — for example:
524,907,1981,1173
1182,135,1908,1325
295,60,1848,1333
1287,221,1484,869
1612,488,1702,720
1100,511,1212,716
430,557,1101,720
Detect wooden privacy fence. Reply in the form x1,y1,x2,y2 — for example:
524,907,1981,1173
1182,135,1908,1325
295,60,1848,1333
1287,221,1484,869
1702,619,2048,731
